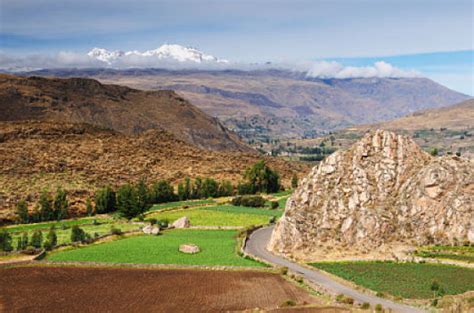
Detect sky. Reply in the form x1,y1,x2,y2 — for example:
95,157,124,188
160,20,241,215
0,0,473,95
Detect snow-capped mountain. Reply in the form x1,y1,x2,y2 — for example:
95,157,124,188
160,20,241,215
87,44,228,65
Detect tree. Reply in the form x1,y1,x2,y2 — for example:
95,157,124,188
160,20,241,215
46,226,57,247
202,178,219,198
177,183,185,201
39,191,53,221
243,160,281,194
184,177,192,200
116,184,140,219
86,198,94,216
135,179,150,212
53,188,69,220
30,230,43,249
16,200,29,223
192,177,203,199
149,180,176,204
291,174,298,189
218,180,233,197
71,225,86,243
0,230,13,252
17,232,28,251
94,186,116,214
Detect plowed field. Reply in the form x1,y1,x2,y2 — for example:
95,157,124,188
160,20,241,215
0,266,317,312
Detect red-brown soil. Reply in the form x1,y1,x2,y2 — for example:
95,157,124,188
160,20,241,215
0,266,319,312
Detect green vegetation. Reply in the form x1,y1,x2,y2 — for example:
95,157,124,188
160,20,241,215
10,222,138,247
48,229,263,267
310,261,474,299
415,245,474,263
148,199,216,212
231,195,266,207
147,206,277,227
3,217,112,234
238,160,281,194
0,230,13,252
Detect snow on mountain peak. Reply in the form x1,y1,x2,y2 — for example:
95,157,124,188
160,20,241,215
87,44,228,65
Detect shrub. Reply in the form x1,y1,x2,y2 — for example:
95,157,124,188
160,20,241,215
39,191,53,222
361,302,370,309
0,230,13,252
280,300,296,307
270,201,279,209
269,216,276,224
279,266,288,275
53,188,69,220
342,297,354,305
160,220,169,228
110,227,123,236
46,226,57,247
17,232,28,251
116,184,140,219
375,304,383,312
43,240,53,251
430,148,439,156
30,230,43,249
336,294,345,302
148,218,158,225
71,225,86,243
291,174,298,188
232,195,265,207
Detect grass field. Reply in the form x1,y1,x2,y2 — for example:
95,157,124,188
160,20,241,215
47,229,264,267
10,222,140,246
2,217,113,234
310,261,474,299
415,245,474,263
147,205,280,227
147,199,216,212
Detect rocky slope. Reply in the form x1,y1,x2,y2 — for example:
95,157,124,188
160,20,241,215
0,74,249,152
25,68,470,142
0,121,308,223
269,130,473,260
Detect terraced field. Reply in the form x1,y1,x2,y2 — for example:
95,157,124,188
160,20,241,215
48,229,264,267
147,199,217,212
147,205,281,227
414,245,474,263
311,261,474,299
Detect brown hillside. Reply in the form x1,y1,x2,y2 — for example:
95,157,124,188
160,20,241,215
0,121,308,223
0,74,249,152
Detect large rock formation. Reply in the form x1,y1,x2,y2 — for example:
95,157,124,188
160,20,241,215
269,130,473,260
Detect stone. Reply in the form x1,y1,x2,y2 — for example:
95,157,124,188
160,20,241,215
142,225,160,235
179,244,200,254
269,130,474,260
172,216,191,229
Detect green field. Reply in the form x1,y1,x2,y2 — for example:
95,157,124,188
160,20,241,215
48,229,263,267
415,245,474,263
311,261,474,299
147,199,216,212
2,217,113,234
147,205,280,227
10,222,140,246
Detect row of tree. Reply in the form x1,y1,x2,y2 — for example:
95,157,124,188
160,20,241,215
0,226,58,252
16,188,69,224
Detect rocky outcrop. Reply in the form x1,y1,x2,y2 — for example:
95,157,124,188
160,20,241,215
269,130,473,260
142,225,160,235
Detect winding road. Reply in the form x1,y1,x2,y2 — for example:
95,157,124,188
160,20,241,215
245,226,425,313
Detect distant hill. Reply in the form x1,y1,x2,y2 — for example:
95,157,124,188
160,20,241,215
0,120,309,223
24,68,471,142
0,74,249,152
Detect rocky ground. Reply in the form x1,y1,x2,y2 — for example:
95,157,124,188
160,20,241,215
0,121,309,223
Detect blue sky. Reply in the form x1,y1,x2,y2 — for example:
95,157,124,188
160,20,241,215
0,0,473,94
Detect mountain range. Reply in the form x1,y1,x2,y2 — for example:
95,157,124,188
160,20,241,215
24,68,470,142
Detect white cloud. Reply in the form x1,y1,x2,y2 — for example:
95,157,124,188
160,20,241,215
306,61,419,79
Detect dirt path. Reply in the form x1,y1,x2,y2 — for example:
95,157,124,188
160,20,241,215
245,226,426,313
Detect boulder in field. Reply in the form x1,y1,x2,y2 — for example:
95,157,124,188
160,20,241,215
179,244,200,254
172,216,191,229
142,225,160,235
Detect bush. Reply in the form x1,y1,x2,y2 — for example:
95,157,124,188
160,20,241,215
71,225,86,243
0,230,13,252
148,218,158,225
43,240,53,251
116,184,140,219
16,200,29,223
280,300,296,307
375,304,383,312
232,195,266,207
30,230,43,249
270,201,279,209
279,266,288,275
110,227,123,236
160,220,169,228
269,216,276,224
361,302,370,309
342,297,354,305
336,294,345,302
16,232,28,251
46,226,57,247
